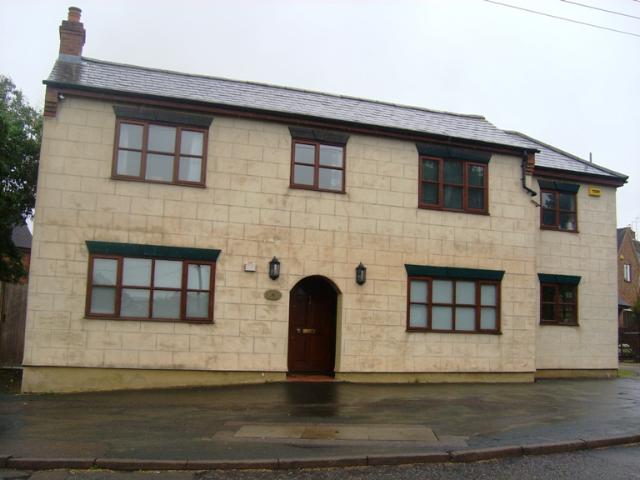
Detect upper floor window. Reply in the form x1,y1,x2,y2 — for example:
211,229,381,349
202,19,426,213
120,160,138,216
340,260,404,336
405,264,504,334
85,241,220,323
114,120,207,186
419,157,487,213
623,264,632,282
291,140,345,192
538,273,580,326
538,180,579,232
288,127,349,193
111,106,213,187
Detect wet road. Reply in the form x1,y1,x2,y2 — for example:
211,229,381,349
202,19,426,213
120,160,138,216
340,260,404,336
1,444,640,479
1,376,640,460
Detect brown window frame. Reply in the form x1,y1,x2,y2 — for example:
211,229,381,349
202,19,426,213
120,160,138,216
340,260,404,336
290,139,346,193
540,189,578,232
112,119,208,187
540,283,578,326
406,276,501,334
85,254,215,324
418,156,488,214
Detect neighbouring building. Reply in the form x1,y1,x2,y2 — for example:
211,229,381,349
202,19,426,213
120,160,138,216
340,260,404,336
22,8,628,392
0,225,32,367
617,227,640,328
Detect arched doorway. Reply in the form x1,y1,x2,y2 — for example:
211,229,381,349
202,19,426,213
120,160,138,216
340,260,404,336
287,276,339,375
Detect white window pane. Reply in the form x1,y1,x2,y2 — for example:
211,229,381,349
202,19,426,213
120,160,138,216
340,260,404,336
409,304,427,328
432,280,453,303
410,281,428,303
481,307,497,330
481,285,497,306
121,288,150,317
456,281,475,305
187,292,209,318
319,145,343,167
90,287,115,314
180,131,203,156
318,168,343,191
188,264,211,290
178,156,202,182
295,143,315,165
148,125,176,152
92,258,117,286
116,150,141,176
293,164,314,185
456,307,475,331
145,153,174,182
118,123,143,149
154,260,182,288
432,306,452,329
123,258,151,286
152,290,181,319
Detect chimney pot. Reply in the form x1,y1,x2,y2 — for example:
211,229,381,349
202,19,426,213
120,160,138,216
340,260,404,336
68,7,82,22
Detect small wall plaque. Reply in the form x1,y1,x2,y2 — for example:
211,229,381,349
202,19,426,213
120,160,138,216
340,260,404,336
244,262,256,272
264,289,282,301
588,186,601,197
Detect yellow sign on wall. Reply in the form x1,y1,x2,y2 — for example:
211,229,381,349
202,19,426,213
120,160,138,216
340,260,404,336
588,186,601,197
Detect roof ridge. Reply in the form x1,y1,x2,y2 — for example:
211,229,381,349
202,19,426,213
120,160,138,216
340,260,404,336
79,56,488,121
504,130,627,180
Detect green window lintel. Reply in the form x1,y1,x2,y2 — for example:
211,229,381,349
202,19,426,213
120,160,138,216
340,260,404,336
405,264,505,281
538,273,581,285
86,241,221,262
537,179,580,193
416,143,491,164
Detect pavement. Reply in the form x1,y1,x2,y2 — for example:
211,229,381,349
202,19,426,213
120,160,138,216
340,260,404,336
0,366,639,471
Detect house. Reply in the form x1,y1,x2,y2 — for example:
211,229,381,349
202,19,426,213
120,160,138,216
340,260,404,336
0,225,32,367
617,227,640,327
22,8,628,393
617,227,640,360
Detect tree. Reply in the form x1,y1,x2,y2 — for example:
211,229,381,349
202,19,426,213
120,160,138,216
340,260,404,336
0,75,41,282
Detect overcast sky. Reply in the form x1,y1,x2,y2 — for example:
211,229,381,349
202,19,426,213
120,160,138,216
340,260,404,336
1,0,638,229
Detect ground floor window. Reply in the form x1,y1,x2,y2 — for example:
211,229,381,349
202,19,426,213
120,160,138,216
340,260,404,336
538,273,580,326
85,241,220,323
405,265,503,333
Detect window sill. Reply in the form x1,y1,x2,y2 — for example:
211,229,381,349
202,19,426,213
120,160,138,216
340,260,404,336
540,226,579,234
418,205,490,216
289,184,346,194
85,315,213,325
111,175,206,188
539,322,579,327
406,328,501,335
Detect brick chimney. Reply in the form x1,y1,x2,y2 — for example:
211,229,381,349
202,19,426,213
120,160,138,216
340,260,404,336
59,7,85,58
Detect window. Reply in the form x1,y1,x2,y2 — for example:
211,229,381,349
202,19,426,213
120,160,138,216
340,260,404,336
538,273,580,326
623,264,631,282
538,180,579,232
113,119,207,186
85,242,220,323
290,140,345,192
405,265,503,333
419,157,488,213
540,190,577,231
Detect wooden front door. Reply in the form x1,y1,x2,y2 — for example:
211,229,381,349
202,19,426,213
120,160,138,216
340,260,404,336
288,276,337,374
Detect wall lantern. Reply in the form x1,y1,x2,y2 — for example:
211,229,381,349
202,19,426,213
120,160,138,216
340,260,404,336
355,262,367,285
268,256,281,280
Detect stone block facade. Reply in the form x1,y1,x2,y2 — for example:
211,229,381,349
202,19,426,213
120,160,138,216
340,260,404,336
21,93,622,392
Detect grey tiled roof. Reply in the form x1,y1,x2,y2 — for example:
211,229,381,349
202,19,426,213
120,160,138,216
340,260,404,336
505,131,626,180
11,224,32,250
618,228,629,250
46,57,532,149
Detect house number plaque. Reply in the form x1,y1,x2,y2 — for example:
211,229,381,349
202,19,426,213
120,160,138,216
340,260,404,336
264,290,282,301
